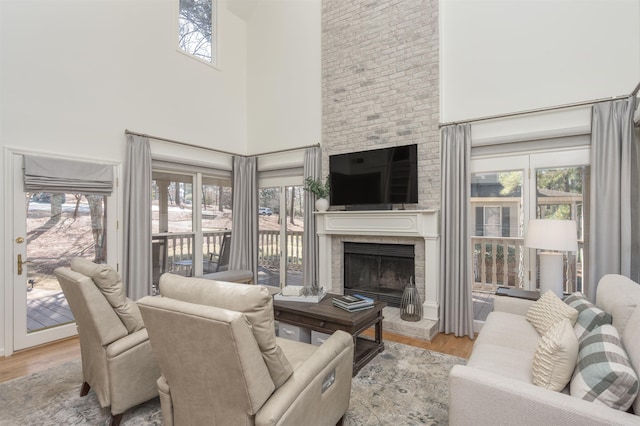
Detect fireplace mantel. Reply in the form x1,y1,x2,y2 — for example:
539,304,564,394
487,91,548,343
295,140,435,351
316,210,440,321
316,209,439,238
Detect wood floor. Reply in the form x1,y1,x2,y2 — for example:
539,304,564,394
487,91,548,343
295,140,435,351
0,331,474,384
0,336,81,383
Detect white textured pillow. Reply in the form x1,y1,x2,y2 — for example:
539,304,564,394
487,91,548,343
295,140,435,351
532,318,579,391
526,290,578,336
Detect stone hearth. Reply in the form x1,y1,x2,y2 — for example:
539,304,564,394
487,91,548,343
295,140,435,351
316,210,440,340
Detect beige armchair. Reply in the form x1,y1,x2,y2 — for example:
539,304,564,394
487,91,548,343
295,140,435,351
138,273,354,426
54,258,160,426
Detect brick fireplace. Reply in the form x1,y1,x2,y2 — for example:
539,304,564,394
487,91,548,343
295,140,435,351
320,1,441,339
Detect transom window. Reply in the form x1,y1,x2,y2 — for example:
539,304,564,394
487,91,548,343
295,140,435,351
178,0,216,65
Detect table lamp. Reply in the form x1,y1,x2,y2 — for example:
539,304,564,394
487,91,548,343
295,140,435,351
525,219,578,297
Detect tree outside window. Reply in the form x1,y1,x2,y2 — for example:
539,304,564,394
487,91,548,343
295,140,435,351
179,0,215,64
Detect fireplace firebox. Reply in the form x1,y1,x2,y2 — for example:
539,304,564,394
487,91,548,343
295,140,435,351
343,242,415,307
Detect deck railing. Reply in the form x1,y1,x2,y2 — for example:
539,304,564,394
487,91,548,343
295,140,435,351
257,230,303,271
472,236,583,294
472,236,525,292
153,232,582,293
152,230,304,284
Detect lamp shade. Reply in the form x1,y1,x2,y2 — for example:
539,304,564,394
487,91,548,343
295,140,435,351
525,219,578,252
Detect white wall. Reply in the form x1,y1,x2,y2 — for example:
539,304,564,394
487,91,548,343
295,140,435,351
441,0,640,131
245,0,321,155
0,0,248,355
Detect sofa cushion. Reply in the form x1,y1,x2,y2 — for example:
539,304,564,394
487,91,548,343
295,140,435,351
564,292,613,341
468,311,541,384
526,290,578,336
570,324,639,411
475,311,541,354
532,318,579,391
466,343,535,384
159,274,293,389
70,257,144,334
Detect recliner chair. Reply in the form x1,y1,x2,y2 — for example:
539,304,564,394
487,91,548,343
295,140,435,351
138,273,354,425
54,258,160,426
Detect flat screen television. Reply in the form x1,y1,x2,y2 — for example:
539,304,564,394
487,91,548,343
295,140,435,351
329,144,418,208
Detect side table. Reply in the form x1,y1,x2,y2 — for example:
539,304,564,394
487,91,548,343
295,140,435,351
495,287,540,300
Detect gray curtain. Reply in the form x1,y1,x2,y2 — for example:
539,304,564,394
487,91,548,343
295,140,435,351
587,96,639,300
439,124,474,338
303,147,321,289
123,134,153,300
229,156,258,283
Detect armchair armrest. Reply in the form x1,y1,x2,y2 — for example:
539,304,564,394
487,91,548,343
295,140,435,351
255,330,354,426
105,328,160,414
449,365,638,426
106,328,150,359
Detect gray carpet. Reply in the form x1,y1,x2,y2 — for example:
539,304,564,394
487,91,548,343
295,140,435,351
0,341,465,425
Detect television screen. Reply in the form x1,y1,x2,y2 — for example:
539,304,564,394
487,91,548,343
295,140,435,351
329,144,418,207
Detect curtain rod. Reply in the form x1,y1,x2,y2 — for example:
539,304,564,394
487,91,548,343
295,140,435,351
125,129,238,156
440,82,640,128
125,129,319,157
251,143,320,157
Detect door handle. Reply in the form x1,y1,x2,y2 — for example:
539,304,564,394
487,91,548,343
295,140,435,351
17,254,32,276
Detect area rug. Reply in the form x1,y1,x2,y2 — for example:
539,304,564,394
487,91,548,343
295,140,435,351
0,341,465,425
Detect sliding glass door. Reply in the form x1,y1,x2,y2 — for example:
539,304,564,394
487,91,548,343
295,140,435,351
258,185,304,289
151,168,232,291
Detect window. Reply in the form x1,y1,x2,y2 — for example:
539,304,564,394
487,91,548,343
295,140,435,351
151,167,231,289
178,0,216,65
26,193,108,332
470,150,589,293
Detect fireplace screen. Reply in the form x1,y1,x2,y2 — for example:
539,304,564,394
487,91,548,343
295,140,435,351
343,242,415,307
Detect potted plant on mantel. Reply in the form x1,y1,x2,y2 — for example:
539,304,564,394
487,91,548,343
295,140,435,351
304,176,331,212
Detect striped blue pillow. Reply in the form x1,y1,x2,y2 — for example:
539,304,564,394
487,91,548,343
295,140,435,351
564,292,612,341
570,324,639,411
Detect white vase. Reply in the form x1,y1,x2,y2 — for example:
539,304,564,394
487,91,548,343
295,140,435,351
315,198,329,212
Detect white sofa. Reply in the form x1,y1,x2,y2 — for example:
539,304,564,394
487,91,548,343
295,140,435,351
449,274,640,425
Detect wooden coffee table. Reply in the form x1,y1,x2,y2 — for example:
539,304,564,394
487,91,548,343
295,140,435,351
273,293,385,376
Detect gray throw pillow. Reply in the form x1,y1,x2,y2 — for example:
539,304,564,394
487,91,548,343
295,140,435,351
570,324,639,411
564,292,612,341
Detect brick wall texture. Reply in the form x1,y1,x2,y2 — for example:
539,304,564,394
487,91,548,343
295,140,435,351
321,0,440,209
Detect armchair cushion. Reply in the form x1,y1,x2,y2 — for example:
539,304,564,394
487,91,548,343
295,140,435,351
159,273,293,388
71,257,144,334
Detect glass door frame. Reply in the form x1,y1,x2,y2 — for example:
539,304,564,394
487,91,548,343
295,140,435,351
471,148,590,291
7,151,119,354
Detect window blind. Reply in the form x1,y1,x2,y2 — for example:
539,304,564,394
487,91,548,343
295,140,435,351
23,155,114,195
